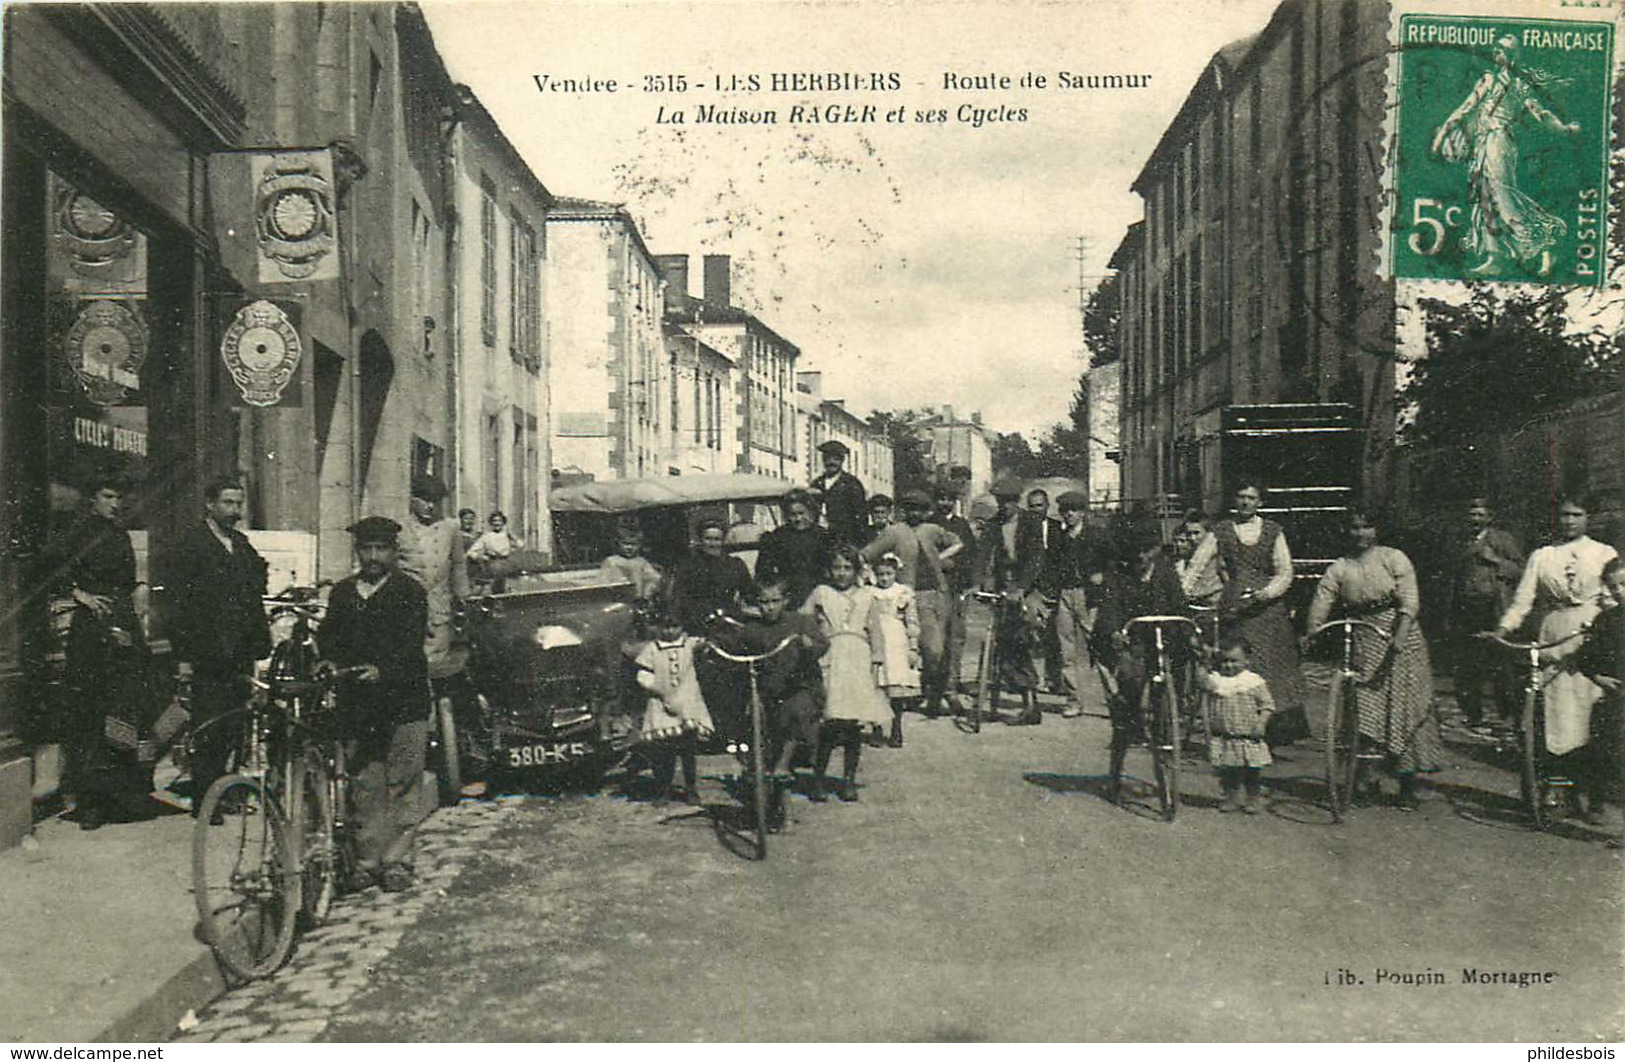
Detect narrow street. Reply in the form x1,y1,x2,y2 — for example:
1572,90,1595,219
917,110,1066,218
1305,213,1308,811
175,666,1622,1043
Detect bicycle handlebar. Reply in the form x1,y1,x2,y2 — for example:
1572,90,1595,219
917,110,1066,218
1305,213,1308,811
708,636,799,665
1475,627,1589,653
1307,618,1392,643
1123,615,1198,632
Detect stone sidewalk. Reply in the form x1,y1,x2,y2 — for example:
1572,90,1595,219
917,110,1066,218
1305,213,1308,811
170,799,515,1044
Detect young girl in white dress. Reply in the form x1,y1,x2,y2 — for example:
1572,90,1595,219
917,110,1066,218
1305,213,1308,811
802,545,891,801
871,552,922,748
634,611,715,804
1201,633,1275,814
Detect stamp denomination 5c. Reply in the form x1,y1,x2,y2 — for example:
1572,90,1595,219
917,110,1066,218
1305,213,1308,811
1394,16,1614,287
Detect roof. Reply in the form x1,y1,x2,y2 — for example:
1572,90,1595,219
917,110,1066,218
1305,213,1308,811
1107,222,1144,271
1130,32,1259,195
549,473,797,514
545,197,658,266
665,301,800,357
662,320,734,365
452,83,554,211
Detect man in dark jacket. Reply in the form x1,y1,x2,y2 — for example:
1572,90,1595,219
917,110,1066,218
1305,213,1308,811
754,488,834,609
976,476,1049,723
1448,498,1524,731
318,516,430,894
1044,491,1113,719
168,474,270,816
809,440,867,546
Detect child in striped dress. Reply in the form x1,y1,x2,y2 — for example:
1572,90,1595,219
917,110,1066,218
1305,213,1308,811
1201,633,1274,814
634,611,715,805
871,552,922,747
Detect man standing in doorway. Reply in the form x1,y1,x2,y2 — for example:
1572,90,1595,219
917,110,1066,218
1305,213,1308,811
809,440,867,547
397,473,471,684
169,474,270,815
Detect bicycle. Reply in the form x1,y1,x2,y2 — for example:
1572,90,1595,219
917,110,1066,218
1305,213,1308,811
1181,603,1226,758
707,632,799,861
189,586,364,980
1105,615,1195,821
965,590,1005,733
1306,618,1393,823
1478,628,1591,831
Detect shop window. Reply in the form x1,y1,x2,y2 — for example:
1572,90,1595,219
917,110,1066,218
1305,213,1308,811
43,172,152,540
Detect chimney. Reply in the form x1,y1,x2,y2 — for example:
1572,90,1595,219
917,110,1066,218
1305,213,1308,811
941,404,955,424
703,254,731,308
796,370,822,398
971,411,983,426
653,254,690,313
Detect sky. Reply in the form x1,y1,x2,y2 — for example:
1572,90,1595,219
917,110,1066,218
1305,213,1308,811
421,0,1285,438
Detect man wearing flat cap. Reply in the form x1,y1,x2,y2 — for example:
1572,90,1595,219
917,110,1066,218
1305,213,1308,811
397,473,471,681
809,440,867,547
1044,491,1112,718
862,488,965,719
319,516,429,894
974,475,1050,723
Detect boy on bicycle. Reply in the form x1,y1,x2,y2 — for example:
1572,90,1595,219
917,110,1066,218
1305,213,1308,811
1091,522,1188,803
318,516,430,894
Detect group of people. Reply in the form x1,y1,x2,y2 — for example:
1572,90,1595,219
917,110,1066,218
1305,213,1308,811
52,469,485,896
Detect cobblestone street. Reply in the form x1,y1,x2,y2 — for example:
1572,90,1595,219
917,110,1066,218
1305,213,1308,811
172,800,516,1043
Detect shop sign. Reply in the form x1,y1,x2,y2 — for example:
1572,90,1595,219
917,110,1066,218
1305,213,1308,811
220,298,302,407
252,151,339,284
61,298,146,405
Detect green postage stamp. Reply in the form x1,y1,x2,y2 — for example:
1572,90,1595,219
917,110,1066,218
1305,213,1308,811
1393,15,1615,287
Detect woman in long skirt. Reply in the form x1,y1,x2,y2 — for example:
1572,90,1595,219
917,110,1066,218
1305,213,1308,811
1303,508,1442,810
1496,494,1619,816
1213,482,1307,744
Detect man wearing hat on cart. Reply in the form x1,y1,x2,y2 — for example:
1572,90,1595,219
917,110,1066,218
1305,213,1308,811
975,476,1049,724
319,517,429,894
809,440,867,547
397,472,471,683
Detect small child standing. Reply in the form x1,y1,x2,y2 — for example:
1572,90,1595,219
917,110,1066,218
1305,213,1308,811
870,552,922,748
1202,633,1275,814
634,611,715,805
802,545,891,801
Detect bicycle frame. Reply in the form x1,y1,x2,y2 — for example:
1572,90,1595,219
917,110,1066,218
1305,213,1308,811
708,631,797,861
1307,617,1392,821
1479,628,1589,830
1120,615,1197,821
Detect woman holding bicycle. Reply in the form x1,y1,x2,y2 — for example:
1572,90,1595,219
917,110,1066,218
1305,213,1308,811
1495,495,1619,813
1302,509,1441,810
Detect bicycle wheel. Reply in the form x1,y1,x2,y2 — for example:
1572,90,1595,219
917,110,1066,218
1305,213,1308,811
970,608,996,733
1325,671,1360,822
1521,689,1551,831
294,750,336,926
1148,675,1180,822
434,693,463,806
192,774,299,981
747,679,769,860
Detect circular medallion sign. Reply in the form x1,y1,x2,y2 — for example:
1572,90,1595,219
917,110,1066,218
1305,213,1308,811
63,300,147,405
221,300,301,406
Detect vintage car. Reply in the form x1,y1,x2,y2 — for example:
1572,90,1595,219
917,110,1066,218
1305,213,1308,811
442,473,796,792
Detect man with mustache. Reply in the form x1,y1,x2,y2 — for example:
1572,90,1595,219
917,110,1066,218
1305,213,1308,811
168,474,271,818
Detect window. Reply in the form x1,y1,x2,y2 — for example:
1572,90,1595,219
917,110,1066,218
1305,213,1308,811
479,179,497,346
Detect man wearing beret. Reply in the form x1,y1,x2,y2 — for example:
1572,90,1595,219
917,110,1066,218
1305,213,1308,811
396,473,471,683
319,516,430,894
809,440,867,547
